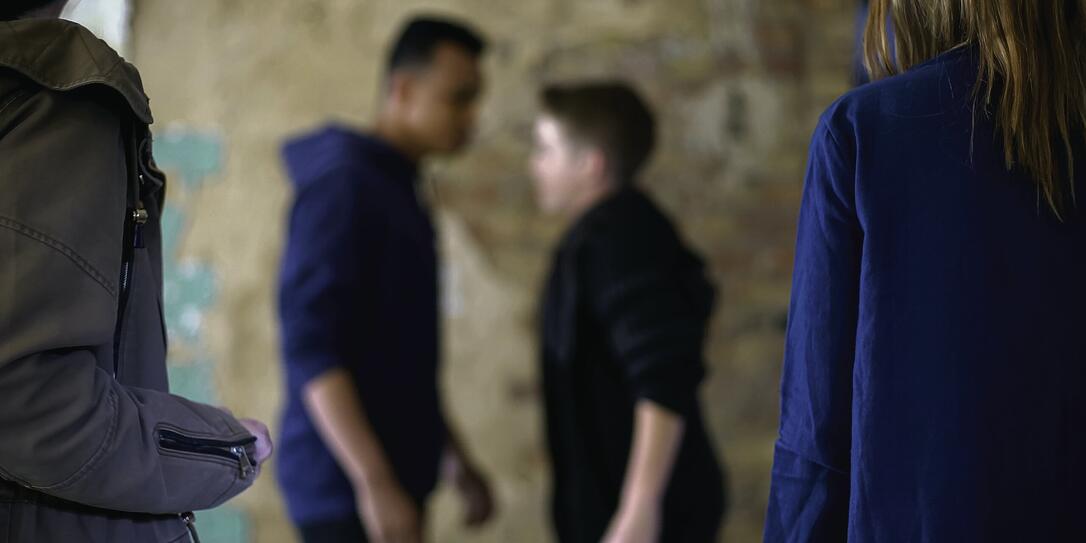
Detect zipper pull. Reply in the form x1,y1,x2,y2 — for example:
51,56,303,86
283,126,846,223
132,205,148,249
182,512,202,543
233,445,256,479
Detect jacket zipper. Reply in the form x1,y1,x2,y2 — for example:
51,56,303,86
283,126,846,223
158,429,257,479
182,511,202,543
113,191,148,377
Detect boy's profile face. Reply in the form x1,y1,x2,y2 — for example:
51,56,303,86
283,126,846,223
531,115,599,215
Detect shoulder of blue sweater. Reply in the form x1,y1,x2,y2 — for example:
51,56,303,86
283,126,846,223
819,47,974,145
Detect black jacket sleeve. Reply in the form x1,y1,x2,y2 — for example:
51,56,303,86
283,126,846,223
581,218,713,416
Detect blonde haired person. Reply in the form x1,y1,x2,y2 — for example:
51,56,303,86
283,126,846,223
767,2,1086,541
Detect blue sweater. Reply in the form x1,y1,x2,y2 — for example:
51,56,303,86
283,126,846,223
766,48,1086,542
276,126,446,525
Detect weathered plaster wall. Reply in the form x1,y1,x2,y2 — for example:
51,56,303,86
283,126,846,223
130,1,856,541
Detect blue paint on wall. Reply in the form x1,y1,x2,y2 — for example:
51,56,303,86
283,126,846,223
154,128,251,543
155,131,224,191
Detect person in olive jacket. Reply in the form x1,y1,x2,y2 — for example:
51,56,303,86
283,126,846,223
0,2,273,541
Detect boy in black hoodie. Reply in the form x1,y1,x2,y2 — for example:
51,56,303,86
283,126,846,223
531,82,727,543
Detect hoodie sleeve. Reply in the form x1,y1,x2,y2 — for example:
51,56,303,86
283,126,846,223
764,117,861,542
0,85,257,514
581,219,709,418
278,160,382,387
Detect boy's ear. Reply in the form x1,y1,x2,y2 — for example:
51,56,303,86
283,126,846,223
387,71,416,105
583,147,608,181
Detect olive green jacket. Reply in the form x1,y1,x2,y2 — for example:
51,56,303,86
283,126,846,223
0,18,257,542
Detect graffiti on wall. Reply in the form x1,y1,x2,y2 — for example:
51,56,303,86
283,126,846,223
154,130,252,543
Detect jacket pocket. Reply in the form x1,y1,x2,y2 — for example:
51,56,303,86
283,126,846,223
0,89,30,121
157,427,257,480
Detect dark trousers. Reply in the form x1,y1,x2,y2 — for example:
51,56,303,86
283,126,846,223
300,517,368,543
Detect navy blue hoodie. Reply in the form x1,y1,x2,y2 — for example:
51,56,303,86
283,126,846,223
276,126,446,526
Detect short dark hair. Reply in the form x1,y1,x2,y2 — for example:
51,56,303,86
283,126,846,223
541,81,657,183
386,16,487,74
0,0,60,20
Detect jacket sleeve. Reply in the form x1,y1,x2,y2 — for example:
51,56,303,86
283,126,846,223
0,86,256,514
764,118,862,542
582,220,710,418
278,164,380,388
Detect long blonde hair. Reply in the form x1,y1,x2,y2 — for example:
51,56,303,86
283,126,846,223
864,0,1086,217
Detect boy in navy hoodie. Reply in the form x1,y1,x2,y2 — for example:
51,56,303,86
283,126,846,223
277,17,493,543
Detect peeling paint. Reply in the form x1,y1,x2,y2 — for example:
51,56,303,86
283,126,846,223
154,129,250,543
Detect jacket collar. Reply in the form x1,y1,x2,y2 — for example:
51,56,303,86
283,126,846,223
0,18,152,124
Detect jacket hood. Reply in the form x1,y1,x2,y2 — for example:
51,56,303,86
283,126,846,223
0,18,152,124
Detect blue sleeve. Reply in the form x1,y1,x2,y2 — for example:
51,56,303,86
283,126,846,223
765,117,862,542
278,167,382,387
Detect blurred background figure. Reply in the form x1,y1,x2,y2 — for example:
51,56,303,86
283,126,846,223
277,16,494,543
530,82,727,543
767,1,1086,541
64,1,863,541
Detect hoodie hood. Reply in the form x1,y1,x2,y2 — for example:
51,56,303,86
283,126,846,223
281,125,418,189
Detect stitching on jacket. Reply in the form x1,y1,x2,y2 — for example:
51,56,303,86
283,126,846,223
0,61,153,123
74,31,105,73
155,422,252,443
0,89,28,118
0,216,117,298
35,389,120,491
208,470,243,508
25,30,62,73
0,66,133,92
